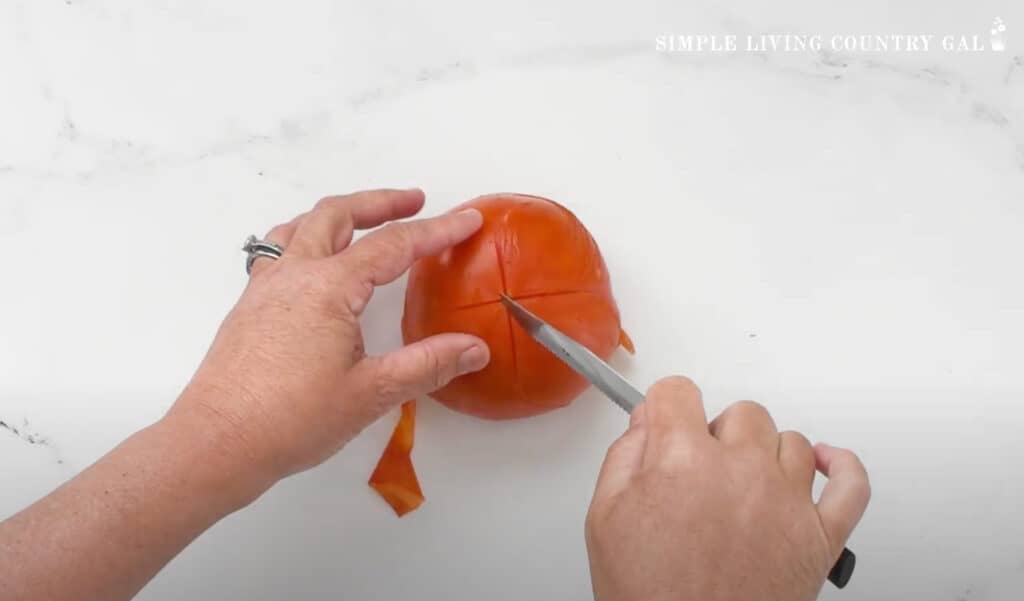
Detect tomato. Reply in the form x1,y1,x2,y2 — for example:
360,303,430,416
402,193,633,419
370,193,633,515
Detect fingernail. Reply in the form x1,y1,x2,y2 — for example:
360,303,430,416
457,345,489,374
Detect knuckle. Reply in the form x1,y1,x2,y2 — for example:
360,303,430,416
364,223,413,263
834,447,863,468
628,403,647,428
373,372,405,402
647,375,700,402
314,195,338,211
584,499,617,542
731,399,769,415
856,476,872,504
605,431,638,459
725,400,772,423
417,345,448,391
841,450,871,491
381,221,411,244
781,430,812,449
862,477,873,503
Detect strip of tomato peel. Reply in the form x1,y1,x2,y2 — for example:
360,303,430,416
369,401,424,516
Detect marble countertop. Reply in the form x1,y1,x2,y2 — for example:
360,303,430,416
2,1,1023,599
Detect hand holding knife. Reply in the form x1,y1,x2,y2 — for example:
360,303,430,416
500,294,858,590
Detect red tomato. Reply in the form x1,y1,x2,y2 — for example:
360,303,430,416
402,193,633,420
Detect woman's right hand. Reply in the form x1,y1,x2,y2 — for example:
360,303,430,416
585,376,870,601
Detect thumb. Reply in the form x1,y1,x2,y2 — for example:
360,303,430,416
814,443,871,556
355,333,490,419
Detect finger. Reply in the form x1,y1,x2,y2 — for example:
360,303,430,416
289,189,427,257
249,212,307,276
814,443,871,555
592,422,648,503
643,376,707,434
349,333,490,424
336,209,483,314
641,377,708,466
778,430,816,492
708,400,778,450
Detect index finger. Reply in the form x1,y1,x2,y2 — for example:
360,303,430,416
335,209,483,313
642,376,710,465
289,189,427,257
643,376,708,434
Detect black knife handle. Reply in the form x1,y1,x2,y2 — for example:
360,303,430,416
827,547,855,589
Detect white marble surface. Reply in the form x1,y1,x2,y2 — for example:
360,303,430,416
2,1,1024,599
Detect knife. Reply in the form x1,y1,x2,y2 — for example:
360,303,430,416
500,294,857,589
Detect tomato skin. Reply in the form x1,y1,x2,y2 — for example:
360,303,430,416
402,193,630,420
368,401,423,516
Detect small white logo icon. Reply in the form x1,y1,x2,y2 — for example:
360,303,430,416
991,17,1006,51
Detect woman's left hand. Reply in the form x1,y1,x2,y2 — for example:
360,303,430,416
169,188,490,498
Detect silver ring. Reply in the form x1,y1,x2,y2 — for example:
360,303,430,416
242,235,284,275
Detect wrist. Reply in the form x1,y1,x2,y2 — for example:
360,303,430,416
156,400,279,514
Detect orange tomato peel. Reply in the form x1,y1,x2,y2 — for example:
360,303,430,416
368,401,424,516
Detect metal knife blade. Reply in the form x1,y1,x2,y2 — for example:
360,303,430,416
500,294,644,413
